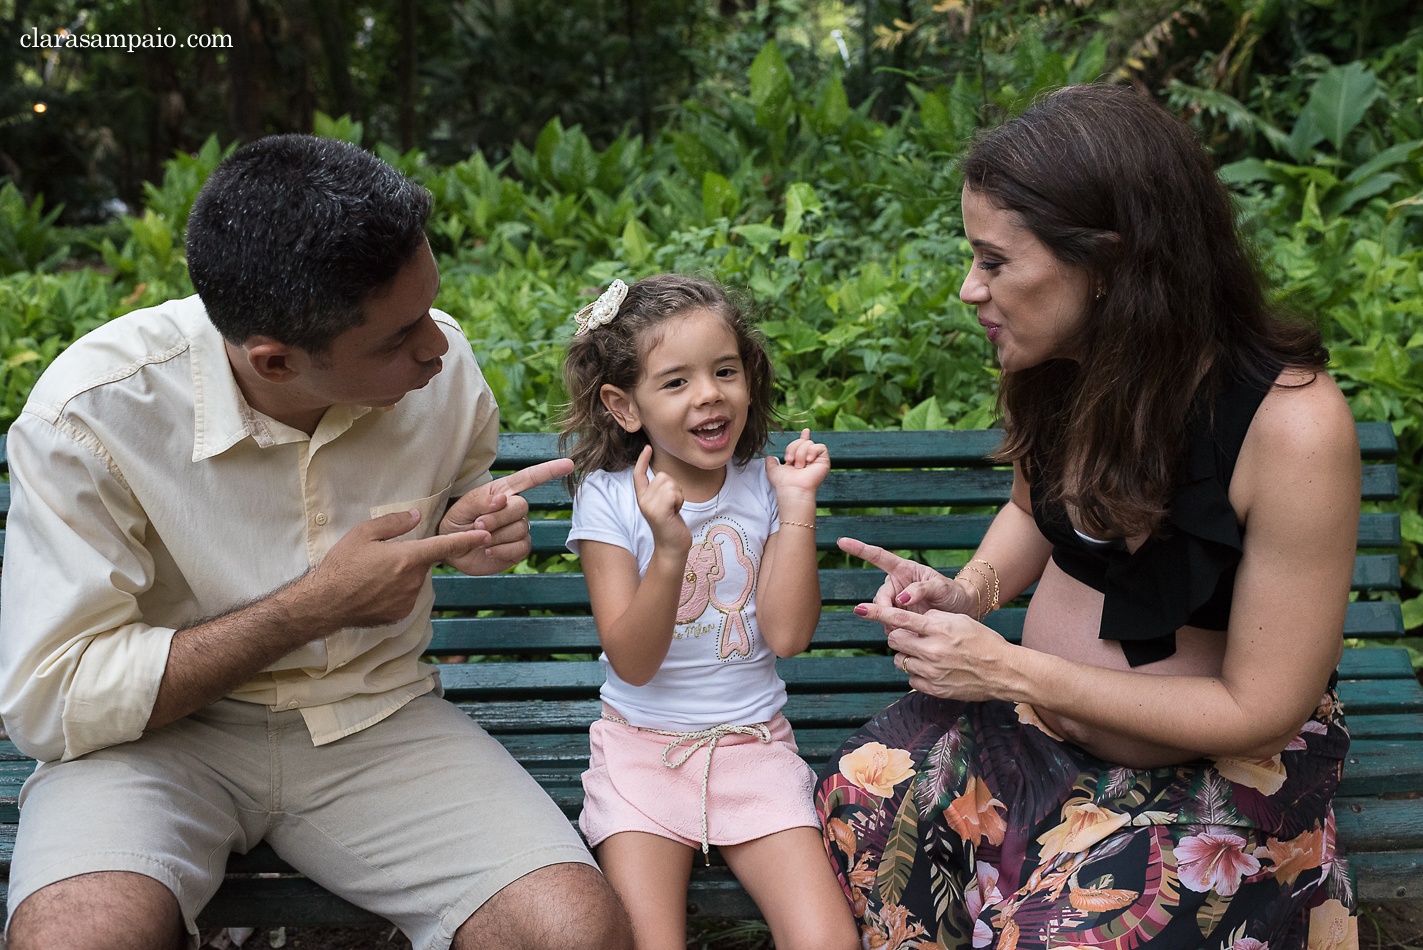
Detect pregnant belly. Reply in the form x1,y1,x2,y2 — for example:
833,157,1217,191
1019,557,1229,766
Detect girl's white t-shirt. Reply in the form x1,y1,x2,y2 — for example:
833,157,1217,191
566,461,788,730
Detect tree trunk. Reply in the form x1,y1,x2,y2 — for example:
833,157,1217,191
212,0,263,141
398,0,417,151
310,0,358,122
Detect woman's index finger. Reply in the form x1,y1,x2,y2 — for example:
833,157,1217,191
837,537,908,573
857,601,932,636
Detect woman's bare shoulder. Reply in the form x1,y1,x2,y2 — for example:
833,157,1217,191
1234,367,1359,510
1253,367,1357,453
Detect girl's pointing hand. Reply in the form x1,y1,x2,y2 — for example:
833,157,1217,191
632,444,692,554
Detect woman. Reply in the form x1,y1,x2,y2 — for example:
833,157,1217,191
819,85,1361,950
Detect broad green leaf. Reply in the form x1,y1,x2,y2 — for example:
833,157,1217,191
1400,508,1423,546
749,41,793,130
902,397,934,431
1401,595,1423,633
814,73,851,133
1307,62,1381,152
833,409,871,431
1344,140,1423,185
731,223,781,253
621,219,651,265
312,111,363,145
1218,158,1275,184
534,119,563,181
920,92,952,137
1068,32,1107,84
782,182,822,238
671,132,719,182
552,130,597,193
703,172,740,222
1287,108,1323,163
1300,182,1326,231
1326,174,1403,218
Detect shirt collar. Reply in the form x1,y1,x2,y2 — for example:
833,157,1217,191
182,298,378,461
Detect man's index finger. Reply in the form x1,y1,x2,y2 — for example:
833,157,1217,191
490,458,576,496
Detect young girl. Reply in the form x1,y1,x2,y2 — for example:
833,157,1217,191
561,275,858,950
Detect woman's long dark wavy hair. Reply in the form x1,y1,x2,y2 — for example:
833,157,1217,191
965,84,1328,539
559,274,776,492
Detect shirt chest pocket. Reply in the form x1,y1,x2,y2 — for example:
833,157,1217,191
370,482,454,542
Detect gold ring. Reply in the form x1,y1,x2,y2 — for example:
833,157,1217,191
902,655,912,677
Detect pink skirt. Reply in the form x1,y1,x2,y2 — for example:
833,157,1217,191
579,707,820,850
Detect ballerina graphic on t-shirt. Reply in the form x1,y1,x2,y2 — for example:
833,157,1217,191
675,522,756,661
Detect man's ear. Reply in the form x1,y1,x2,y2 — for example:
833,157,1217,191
243,336,301,384
599,384,641,432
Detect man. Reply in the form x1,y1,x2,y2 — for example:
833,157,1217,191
0,136,631,950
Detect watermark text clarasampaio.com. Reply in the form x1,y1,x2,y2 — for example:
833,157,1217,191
20,27,232,52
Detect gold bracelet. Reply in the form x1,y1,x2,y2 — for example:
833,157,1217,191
970,558,1001,612
956,560,1001,620
954,571,982,619
779,520,816,529
968,557,1001,614
956,564,990,619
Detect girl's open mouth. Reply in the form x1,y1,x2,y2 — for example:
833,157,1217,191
691,421,730,449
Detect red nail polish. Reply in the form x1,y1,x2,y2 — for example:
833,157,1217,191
897,592,910,605
854,604,868,616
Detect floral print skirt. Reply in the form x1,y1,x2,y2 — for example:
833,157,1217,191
815,682,1357,950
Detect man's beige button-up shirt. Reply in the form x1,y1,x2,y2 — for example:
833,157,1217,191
0,296,499,762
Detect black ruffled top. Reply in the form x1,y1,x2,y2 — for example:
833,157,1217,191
1029,367,1276,667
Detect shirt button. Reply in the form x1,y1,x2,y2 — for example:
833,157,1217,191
287,700,299,709
314,513,328,526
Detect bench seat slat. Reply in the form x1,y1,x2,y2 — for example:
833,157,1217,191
525,513,1402,555
427,595,1412,657
429,589,1405,655
430,556,1401,616
1349,852,1423,902
433,657,1423,713
518,463,1400,511
1333,798,1423,852
522,468,1018,511
455,692,915,733
493,430,1014,470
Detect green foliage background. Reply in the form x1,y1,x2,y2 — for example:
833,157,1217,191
1,7,1422,650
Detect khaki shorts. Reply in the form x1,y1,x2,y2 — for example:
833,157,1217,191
8,694,595,950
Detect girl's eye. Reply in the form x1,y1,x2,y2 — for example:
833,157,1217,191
663,378,686,390
716,367,738,378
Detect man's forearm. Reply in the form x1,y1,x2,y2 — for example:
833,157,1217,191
145,572,337,730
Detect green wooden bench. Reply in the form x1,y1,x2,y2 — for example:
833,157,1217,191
0,424,1418,928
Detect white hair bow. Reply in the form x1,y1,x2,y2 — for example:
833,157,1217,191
573,279,629,335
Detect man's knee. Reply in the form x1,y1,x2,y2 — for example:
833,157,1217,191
8,871,187,950
454,862,632,950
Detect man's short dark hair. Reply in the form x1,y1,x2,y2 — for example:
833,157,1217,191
186,134,432,353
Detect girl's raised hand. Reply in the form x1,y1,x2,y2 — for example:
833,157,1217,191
765,428,830,497
632,444,692,554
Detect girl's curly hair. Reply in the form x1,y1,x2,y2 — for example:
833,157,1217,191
559,274,776,492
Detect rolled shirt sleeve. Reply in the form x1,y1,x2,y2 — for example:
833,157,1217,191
0,413,174,762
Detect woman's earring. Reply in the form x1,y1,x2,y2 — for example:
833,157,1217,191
1095,285,1106,300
